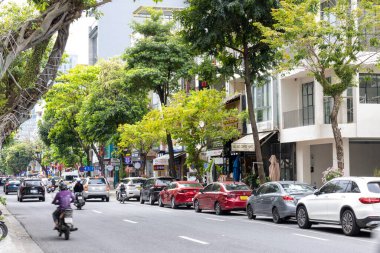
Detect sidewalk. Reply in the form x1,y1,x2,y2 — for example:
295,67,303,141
0,205,43,253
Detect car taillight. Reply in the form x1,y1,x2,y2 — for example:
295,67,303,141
282,195,295,201
359,197,380,204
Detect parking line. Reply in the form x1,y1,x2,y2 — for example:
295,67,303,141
123,219,138,224
92,210,102,214
205,217,225,222
178,236,209,245
293,233,328,241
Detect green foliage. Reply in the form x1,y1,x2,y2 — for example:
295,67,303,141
0,196,6,206
163,89,240,179
0,2,37,36
322,167,343,184
1,141,35,175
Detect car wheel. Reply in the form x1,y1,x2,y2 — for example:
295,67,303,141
106,197,109,202
341,209,360,236
136,197,140,202
17,196,20,202
140,194,145,204
247,204,256,220
215,202,223,215
186,205,192,209
5,191,8,195
19,197,23,202
272,207,282,224
149,195,155,205
297,206,312,229
171,197,177,209
41,197,45,202
158,196,164,207
194,200,202,213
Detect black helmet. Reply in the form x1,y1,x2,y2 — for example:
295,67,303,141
59,182,67,190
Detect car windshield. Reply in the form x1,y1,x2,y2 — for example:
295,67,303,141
281,183,314,193
156,179,173,186
64,175,78,181
25,181,41,186
224,184,250,191
9,181,20,185
132,179,146,184
89,178,106,185
120,179,130,184
179,183,203,188
368,182,380,193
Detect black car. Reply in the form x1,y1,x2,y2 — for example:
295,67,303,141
17,179,45,202
140,177,174,205
4,180,20,195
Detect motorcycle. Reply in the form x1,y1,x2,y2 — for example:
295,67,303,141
47,185,56,193
57,208,76,240
0,210,8,240
74,192,85,210
119,190,127,204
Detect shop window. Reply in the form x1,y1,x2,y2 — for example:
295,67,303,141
359,73,380,104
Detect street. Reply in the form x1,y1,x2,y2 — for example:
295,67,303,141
1,188,378,253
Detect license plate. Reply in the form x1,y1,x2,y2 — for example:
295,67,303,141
78,196,83,200
240,196,248,201
64,218,73,224
30,190,38,194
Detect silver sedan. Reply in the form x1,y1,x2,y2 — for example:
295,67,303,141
246,181,314,223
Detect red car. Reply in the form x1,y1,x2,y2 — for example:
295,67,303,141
158,181,204,209
193,181,251,215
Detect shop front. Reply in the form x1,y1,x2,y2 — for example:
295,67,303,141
152,153,186,178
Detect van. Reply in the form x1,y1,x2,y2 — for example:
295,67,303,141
61,171,79,183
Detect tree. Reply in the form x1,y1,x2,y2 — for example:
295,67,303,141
118,110,165,175
123,9,193,178
163,89,240,181
258,0,380,171
0,0,111,145
2,141,35,175
177,0,280,184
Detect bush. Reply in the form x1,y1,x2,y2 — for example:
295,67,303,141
322,167,343,184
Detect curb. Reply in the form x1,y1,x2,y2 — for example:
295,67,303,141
0,204,43,253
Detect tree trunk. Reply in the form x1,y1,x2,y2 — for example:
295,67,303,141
166,132,176,178
243,49,266,184
331,95,344,171
91,143,105,176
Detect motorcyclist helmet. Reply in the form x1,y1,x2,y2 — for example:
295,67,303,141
59,182,67,190
76,178,81,182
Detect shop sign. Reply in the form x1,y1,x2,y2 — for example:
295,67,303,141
111,158,120,166
133,162,141,169
154,165,165,171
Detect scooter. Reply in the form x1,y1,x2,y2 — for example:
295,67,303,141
119,191,127,204
0,210,8,240
47,185,56,193
57,208,76,240
74,192,85,210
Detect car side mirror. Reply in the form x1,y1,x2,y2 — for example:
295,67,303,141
251,189,257,196
314,190,321,196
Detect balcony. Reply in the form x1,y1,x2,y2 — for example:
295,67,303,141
283,106,314,129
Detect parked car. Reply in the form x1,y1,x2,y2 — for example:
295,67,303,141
82,177,110,202
2,177,12,192
296,177,380,236
140,177,174,205
116,177,146,201
246,181,314,223
0,177,6,186
17,179,45,202
193,181,252,215
4,180,21,195
158,181,204,209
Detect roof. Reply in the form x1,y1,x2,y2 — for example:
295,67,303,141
176,181,200,184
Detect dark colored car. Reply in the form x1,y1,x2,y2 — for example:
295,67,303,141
140,177,174,205
159,181,204,209
2,178,12,192
17,179,45,202
193,182,252,215
246,181,314,223
4,180,20,194
0,177,6,186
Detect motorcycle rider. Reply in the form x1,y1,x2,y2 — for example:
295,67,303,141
52,183,75,230
73,178,84,193
119,182,126,200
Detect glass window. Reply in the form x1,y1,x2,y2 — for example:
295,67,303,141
257,185,267,195
360,74,380,104
203,184,213,192
281,183,314,194
89,178,106,185
224,183,250,191
212,184,221,192
156,178,174,186
25,180,42,187
319,182,336,194
346,181,361,193
252,80,271,123
131,179,146,184
302,82,314,126
264,184,280,194
335,180,350,193
367,182,380,193
121,179,131,184
179,183,203,188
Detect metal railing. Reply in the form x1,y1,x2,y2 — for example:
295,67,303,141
283,106,314,129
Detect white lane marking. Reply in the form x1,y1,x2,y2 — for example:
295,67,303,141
293,233,328,241
205,217,225,222
158,209,172,213
92,210,102,214
123,219,138,224
178,236,209,245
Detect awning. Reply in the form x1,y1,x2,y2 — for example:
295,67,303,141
153,153,185,166
224,93,241,104
231,132,275,152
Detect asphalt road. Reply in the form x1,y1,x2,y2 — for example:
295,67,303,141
2,188,379,253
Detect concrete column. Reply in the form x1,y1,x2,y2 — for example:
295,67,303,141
296,142,311,184
313,79,324,125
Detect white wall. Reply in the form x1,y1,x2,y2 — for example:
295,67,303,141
350,142,380,176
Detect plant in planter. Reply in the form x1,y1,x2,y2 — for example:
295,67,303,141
322,167,343,184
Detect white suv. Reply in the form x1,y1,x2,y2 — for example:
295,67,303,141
296,177,380,236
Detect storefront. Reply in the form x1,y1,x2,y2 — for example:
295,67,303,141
152,152,186,178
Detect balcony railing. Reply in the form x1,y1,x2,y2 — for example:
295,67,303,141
283,106,314,129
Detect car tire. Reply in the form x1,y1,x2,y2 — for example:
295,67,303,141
19,197,23,202
341,209,360,236
247,204,256,220
5,191,8,195
215,202,223,215
186,205,192,209
41,197,45,202
194,200,202,213
171,197,177,209
136,197,140,202
140,194,145,204
272,207,282,224
17,196,20,202
158,196,164,207
106,197,109,202
297,205,312,229
149,195,155,205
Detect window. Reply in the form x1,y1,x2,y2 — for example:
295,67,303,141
252,81,271,123
257,185,267,195
224,183,250,191
334,180,350,193
25,180,42,187
131,179,146,184
302,82,314,125
203,184,213,192
89,178,106,185
281,183,314,194
212,184,221,192
320,0,337,25
179,183,203,188
156,178,173,186
359,74,380,104
264,184,280,194
346,181,361,193
367,182,380,193
319,182,336,194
